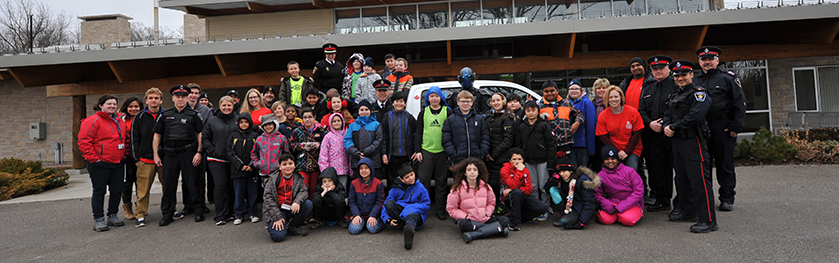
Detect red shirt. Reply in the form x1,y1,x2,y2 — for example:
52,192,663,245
596,106,644,157
625,78,644,109
277,175,294,206
250,107,273,127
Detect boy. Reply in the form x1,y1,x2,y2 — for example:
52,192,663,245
131,87,165,227
348,158,385,234
264,153,312,242
381,91,417,190
309,167,347,229
386,58,413,94
538,80,584,167
515,101,557,221
442,90,490,166
380,53,396,80
500,147,548,230
251,114,290,185
301,89,327,120
228,112,260,225
382,164,430,250
413,86,453,221
279,61,315,107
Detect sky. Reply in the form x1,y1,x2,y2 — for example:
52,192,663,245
41,0,185,32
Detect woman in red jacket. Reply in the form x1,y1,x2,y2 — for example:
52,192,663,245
78,95,129,232
500,147,548,231
446,158,509,243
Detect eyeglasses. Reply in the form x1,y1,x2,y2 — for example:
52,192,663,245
568,87,581,90
458,100,473,104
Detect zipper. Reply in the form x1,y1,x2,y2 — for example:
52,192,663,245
464,114,471,158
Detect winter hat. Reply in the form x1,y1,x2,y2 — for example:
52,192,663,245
556,157,575,172
364,57,375,68
601,145,619,161
629,57,645,67
396,163,414,178
568,78,582,89
260,114,277,128
357,99,372,112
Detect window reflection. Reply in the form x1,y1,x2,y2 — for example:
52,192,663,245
452,1,483,27
646,0,678,14
390,5,418,30
730,68,769,110
362,7,388,33
547,0,578,20
579,0,614,18
483,0,513,25
514,0,547,22
336,9,361,34
679,0,709,12
419,3,448,29
612,0,646,16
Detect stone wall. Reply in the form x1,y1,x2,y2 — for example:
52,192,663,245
0,81,72,163
767,55,839,129
80,17,131,45
184,14,206,39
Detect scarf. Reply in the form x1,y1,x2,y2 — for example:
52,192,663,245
564,179,576,215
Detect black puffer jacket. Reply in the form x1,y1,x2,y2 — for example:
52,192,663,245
312,167,347,208
485,109,515,167
202,110,238,160
515,117,557,168
227,113,259,178
442,109,490,165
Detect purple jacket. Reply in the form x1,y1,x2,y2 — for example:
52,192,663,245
594,163,645,213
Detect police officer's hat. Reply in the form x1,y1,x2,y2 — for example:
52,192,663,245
170,85,189,96
647,55,673,69
373,79,391,91
696,46,722,59
226,89,240,97
669,60,696,76
323,43,338,54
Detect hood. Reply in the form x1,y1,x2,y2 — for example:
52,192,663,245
237,112,253,131
345,53,365,72
326,112,346,133
318,167,340,185
357,158,376,178
355,115,376,126
394,177,415,189
573,167,601,190
425,86,448,108
570,93,589,104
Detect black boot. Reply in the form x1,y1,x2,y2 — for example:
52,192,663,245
461,221,508,243
457,219,485,232
690,222,719,233
403,225,415,250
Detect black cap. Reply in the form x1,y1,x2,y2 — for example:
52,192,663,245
629,57,645,67
373,79,391,90
199,92,209,99
170,85,189,96
647,55,673,69
226,89,239,97
323,43,337,54
669,60,696,76
568,78,582,88
601,145,619,161
556,157,575,172
262,85,276,95
696,46,722,58
364,57,375,68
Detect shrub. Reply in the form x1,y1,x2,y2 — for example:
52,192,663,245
0,158,69,201
735,127,797,163
780,129,839,163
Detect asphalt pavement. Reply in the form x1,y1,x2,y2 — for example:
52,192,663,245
1,164,837,262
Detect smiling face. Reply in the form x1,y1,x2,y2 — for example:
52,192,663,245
100,99,118,115
674,73,694,87
491,94,504,111
238,118,250,130
188,88,200,103
358,106,371,117
465,164,479,181
199,97,209,106
568,85,582,100
352,59,362,71
608,90,622,109
325,53,336,61
700,57,719,72
542,86,557,101
363,65,373,74
287,63,300,77
285,107,297,120
359,164,371,179
559,170,572,181
219,100,234,115
248,92,261,108
302,111,315,128
630,62,645,78
595,85,608,99
280,159,295,176
330,97,342,112
604,157,619,170
395,61,406,72
306,94,319,106
392,99,406,111
331,115,344,130
273,105,285,119
376,89,389,101
651,66,670,81
401,171,416,185
127,101,141,117
385,58,395,70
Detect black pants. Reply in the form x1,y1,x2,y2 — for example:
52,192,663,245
708,119,737,203
208,161,233,222
672,136,716,224
204,155,214,203
417,150,449,214
161,151,206,217
487,165,502,199
87,161,124,219
505,189,547,226
385,199,421,228
386,155,411,190
313,202,346,222
590,139,604,172
122,159,137,204
643,131,674,205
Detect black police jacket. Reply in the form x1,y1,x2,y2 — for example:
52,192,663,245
693,68,746,133
153,107,204,146
312,59,344,93
639,75,679,129
662,83,711,135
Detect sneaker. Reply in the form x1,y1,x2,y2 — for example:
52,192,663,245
93,217,109,232
226,215,236,221
107,214,125,227
215,220,226,226
507,225,520,231
233,218,243,225
536,212,550,222
309,219,323,230
135,218,146,228
173,211,185,220
250,216,260,223
179,208,194,216
403,225,415,250
547,207,554,214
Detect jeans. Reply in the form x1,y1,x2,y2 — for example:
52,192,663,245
87,161,124,219
525,162,550,206
266,200,313,242
348,216,384,234
232,177,260,218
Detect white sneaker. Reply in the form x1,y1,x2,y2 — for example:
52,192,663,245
250,216,260,223
233,218,243,225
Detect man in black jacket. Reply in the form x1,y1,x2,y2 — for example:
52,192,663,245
312,43,344,94
130,87,165,228
371,80,394,123
639,55,679,212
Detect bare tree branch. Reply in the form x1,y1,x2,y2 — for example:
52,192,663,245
0,0,73,53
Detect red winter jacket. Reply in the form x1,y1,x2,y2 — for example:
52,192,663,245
500,162,534,198
78,111,128,164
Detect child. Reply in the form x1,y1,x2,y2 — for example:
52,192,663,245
545,158,600,230
515,101,556,221
348,158,385,234
320,94,355,128
341,53,365,102
355,57,381,104
268,101,292,138
382,164,430,250
379,53,396,80
301,89,327,120
386,58,413,94
279,61,315,107
251,114,290,184
499,147,548,231
381,91,416,189
284,104,303,126
413,86,453,221
344,100,384,180
291,108,327,197
446,158,509,243
228,112,261,225
309,167,347,229
264,153,312,242
319,113,351,188
595,145,645,226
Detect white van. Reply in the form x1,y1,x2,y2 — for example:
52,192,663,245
405,80,542,118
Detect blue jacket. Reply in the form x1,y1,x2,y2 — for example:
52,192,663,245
381,179,431,229
348,158,385,218
344,115,383,168
442,109,490,165
570,93,597,155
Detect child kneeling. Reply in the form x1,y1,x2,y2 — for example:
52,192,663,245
447,158,510,243
594,145,644,226
348,158,385,234
263,153,312,242
309,167,347,229
382,164,430,250
545,158,600,229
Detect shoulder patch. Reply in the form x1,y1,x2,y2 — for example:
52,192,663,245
727,71,736,76
734,78,742,88
694,91,707,102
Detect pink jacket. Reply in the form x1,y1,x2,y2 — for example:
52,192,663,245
319,113,352,177
594,163,645,213
446,180,496,223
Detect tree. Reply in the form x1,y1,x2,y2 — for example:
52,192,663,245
0,0,73,54
130,21,182,41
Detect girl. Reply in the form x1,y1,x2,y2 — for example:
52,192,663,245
545,158,600,230
320,94,354,127
241,88,271,126
118,97,143,221
484,93,515,195
595,145,645,226
446,158,509,243
319,113,352,188
344,100,383,179
291,108,327,197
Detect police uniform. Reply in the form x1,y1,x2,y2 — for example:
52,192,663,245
662,60,718,233
153,85,207,225
692,46,746,211
638,55,678,212
312,43,344,94
370,79,394,123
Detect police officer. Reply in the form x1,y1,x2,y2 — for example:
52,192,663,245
639,55,679,212
692,46,746,212
662,60,718,233
153,85,207,226
313,43,345,94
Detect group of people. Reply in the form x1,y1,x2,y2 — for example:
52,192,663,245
77,44,745,249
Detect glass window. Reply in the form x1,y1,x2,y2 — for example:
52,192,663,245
646,0,678,14
452,1,482,27
514,0,546,22
612,0,646,16
419,3,448,29
390,5,417,31
483,0,513,25
818,66,839,112
743,112,770,133
579,0,614,18
679,0,708,12
335,9,361,34
547,0,578,20
730,68,768,111
362,7,388,33
794,68,817,111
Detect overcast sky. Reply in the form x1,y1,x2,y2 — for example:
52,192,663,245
42,0,185,31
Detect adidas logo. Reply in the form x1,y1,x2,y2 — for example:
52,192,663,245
431,119,439,125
